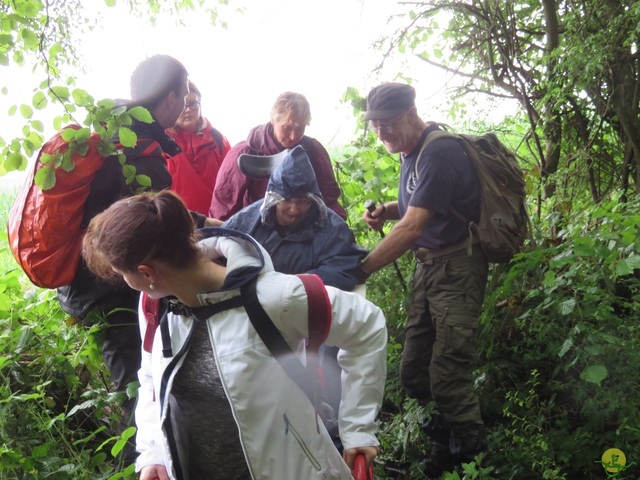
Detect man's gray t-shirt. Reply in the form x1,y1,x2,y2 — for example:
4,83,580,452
398,124,481,250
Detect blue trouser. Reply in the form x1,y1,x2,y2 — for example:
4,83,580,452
400,245,488,459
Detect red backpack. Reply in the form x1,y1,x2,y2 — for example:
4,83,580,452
8,124,163,288
7,124,105,288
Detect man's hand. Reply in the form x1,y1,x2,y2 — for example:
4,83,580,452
343,446,380,470
139,464,170,480
204,217,223,227
362,204,387,231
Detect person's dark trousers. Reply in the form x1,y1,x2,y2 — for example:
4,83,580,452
92,306,142,466
400,245,488,467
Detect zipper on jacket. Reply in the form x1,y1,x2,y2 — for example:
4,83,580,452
283,412,322,471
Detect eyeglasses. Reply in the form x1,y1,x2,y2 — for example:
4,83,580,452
369,112,405,134
184,100,200,111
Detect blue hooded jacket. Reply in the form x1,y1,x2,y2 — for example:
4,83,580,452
223,146,366,291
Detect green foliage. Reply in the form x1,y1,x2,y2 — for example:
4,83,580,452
0,190,136,479
473,193,640,479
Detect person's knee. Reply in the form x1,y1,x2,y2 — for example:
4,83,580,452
400,363,431,401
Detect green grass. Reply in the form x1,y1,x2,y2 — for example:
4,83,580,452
0,187,19,274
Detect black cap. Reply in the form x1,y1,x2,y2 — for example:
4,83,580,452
364,82,416,121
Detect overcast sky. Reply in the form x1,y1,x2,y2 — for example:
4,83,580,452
77,0,404,146
1,0,516,188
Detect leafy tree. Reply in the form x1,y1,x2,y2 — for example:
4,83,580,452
0,0,230,183
380,0,640,206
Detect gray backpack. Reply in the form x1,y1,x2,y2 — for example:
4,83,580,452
417,127,530,263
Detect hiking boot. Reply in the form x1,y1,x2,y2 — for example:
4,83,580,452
420,415,450,444
420,439,455,478
451,430,488,470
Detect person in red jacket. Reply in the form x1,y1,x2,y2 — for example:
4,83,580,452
209,91,347,221
166,81,231,215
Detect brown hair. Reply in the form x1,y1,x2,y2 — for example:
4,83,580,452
82,191,200,281
270,92,311,125
130,54,189,109
188,80,201,99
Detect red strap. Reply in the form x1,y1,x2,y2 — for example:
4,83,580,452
141,294,160,353
295,274,332,351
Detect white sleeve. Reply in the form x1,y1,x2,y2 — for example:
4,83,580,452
323,287,388,450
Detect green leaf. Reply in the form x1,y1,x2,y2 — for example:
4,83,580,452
559,298,576,315
72,88,93,106
625,254,640,269
20,104,33,119
60,150,75,172
75,142,90,157
60,128,78,142
20,28,39,48
136,174,152,188
573,238,594,256
50,85,70,101
615,259,633,276
8,105,17,116
5,151,26,171
580,365,608,386
74,127,92,143
32,90,47,109
35,166,56,190
122,164,136,178
31,120,44,132
128,106,154,123
118,127,137,148
16,0,44,18
558,337,573,358
542,271,556,288
49,42,64,57
104,0,117,6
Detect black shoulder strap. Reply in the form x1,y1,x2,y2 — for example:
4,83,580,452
240,276,317,405
159,295,244,358
209,126,225,153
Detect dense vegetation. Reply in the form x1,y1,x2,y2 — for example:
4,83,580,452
1,1,639,479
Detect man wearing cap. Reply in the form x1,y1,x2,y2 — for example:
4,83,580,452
56,54,200,466
359,82,489,475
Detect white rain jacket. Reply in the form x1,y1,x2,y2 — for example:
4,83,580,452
135,228,387,479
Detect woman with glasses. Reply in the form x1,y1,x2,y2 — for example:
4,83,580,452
167,81,231,215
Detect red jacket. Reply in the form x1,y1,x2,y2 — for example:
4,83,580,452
209,123,346,221
167,119,231,215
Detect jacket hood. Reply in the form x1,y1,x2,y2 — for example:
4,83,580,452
246,123,282,155
266,145,322,198
196,227,274,292
258,146,328,228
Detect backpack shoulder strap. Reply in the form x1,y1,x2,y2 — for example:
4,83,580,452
141,294,166,354
241,277,316,403
209,126,225,153
141,294,244,357
295,273,332,352
413,127,459,178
